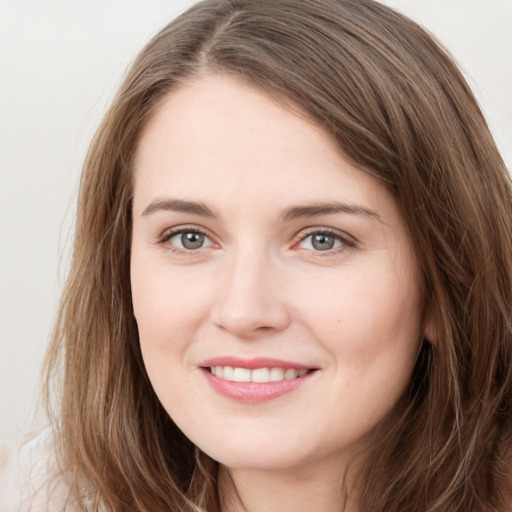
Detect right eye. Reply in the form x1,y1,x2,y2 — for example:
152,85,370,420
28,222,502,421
159,228,214,252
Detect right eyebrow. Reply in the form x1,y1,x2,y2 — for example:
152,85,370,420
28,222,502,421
142,198,217,218
281,201,384,224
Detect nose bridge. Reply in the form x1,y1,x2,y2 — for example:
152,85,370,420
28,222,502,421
212,240,290,337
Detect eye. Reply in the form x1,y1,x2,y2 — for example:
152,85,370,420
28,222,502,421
295,229,354,253
159,228,214,252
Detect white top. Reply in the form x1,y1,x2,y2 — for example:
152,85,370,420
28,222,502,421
0,429,74,512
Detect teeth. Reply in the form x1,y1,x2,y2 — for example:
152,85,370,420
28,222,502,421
233,367,251,382
209,366,309,382
284,369,298,379
223,366,234,381
251,368,270,382
270,368,284,381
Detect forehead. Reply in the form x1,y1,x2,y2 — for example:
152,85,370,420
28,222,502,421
131,74,393,220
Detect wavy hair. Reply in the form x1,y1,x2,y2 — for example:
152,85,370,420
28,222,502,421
43,0,512,510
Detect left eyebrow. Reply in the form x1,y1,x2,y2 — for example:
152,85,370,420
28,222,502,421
281,201,384,223
142,198,218,218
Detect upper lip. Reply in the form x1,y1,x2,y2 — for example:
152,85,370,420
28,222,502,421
199,356,315,371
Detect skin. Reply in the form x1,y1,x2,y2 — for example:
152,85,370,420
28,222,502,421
130,75,424,512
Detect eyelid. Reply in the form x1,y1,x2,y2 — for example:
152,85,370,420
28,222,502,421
292,226,357,252
156,224,217,252
155,224,356,255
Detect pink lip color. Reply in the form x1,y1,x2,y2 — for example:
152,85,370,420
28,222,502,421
199,357,316,404
200,356,311,371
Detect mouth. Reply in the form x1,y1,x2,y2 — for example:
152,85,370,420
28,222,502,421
199,357,318,403
208,366,310,382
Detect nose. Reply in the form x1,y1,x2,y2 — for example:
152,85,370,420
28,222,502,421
211,248,291,339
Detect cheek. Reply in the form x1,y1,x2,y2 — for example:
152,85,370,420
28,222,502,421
294,262,422,364
130,262,212,412
131,261,210,341
130,255,226,402
299,267,422,435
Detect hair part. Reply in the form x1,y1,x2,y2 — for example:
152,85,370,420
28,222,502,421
43,1,512,510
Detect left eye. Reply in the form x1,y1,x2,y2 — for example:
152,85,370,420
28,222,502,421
167,230,213,250
298,232,345,251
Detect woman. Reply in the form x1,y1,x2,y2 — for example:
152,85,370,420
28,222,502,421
2,0,511,510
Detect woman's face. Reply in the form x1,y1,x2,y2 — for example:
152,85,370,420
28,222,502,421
131,75,423,473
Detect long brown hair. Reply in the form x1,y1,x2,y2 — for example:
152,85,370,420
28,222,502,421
43,0,512,510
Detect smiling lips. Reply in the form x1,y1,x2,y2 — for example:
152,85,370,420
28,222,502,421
201,358,316,403
211,366,309,382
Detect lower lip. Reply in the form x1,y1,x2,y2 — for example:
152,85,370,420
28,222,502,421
202,369,314,403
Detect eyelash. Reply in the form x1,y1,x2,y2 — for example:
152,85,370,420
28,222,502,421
156,226,214,255
156,226,356,255
293,227,356,256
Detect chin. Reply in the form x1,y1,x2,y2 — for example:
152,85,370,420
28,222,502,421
190,429,300,470
196,430,336,473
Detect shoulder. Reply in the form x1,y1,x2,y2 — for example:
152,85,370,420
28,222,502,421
0,428,76,512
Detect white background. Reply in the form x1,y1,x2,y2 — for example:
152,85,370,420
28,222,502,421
1,0,511,455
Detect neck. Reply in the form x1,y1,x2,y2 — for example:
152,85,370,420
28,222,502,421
218,457,361,512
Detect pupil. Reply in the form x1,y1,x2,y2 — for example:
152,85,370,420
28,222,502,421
181,232,204,249
312,234,334,250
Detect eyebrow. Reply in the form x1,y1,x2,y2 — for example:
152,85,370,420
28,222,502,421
281,201,384,223
142,199,217,218
141,197,383,224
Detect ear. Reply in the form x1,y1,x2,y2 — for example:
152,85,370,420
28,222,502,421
127,303,137,320
422,314,435,344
